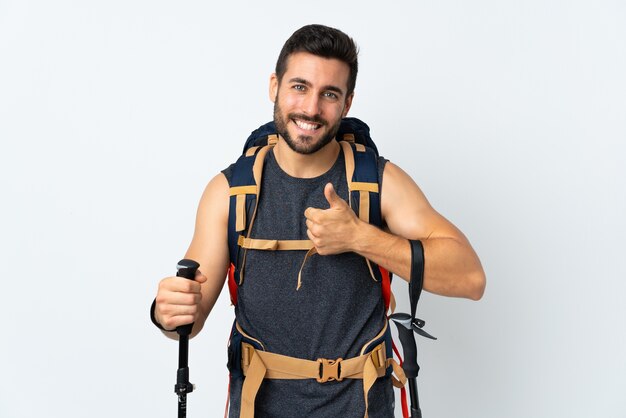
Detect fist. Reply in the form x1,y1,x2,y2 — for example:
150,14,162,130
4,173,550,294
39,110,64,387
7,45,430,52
304,183,359,255
154,270,207,331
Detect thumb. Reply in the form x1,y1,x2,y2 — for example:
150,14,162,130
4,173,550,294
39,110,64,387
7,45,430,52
195,270,208,284
324,183,344,208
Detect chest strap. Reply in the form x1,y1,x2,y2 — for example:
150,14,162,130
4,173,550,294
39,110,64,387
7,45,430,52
237,235,314,251
236,324,407,418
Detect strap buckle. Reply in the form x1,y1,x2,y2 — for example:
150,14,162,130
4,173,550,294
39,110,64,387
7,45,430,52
370,343,385,369
241,343,254,371
316,357,344,383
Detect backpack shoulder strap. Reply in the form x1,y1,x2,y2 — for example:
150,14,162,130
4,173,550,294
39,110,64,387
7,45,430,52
339,140,393,313
227,144,273,305
338,140,382,226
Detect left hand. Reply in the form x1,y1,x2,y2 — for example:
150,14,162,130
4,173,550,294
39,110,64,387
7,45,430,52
304,183,360,255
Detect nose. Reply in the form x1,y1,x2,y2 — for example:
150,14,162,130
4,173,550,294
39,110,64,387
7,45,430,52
301,93,321,116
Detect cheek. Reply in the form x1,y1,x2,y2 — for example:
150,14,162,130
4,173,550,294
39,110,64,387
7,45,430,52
329,104,346,121
278,91,299,108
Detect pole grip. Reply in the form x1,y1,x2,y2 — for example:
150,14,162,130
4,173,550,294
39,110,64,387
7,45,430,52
175,259,200,337
395,324,420,379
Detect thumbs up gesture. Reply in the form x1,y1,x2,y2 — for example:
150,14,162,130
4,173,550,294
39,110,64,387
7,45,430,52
304,183,360,255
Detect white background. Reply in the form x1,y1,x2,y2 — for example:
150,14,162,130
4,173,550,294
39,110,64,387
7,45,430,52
1,1,625,417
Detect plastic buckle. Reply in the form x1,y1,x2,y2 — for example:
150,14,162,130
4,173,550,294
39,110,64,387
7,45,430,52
370,344,385,369
241,343,254,370
316,358,343,383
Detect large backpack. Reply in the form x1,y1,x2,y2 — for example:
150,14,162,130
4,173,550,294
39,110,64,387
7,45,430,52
225,117,393,313
222,117,435,418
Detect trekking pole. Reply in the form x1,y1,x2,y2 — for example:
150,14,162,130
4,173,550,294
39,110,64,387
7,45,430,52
389,240,436,418
389,313,425,418
174,259,200,418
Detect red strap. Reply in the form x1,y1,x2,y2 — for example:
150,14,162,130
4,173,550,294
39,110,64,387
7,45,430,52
224,373,231,418
227,263,238,305
380,266,391,311
392,340,409,418
400,386,408,418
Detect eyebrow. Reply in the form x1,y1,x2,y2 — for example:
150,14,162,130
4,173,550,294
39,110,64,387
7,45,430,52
288,77,345,97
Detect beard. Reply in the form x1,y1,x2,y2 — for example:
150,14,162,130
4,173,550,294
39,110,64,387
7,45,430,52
273,99,342,155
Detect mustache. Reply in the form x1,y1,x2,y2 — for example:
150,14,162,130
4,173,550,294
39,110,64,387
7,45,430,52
288,113,327,126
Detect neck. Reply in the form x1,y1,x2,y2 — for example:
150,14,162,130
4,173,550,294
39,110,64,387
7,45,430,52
273,137,340,178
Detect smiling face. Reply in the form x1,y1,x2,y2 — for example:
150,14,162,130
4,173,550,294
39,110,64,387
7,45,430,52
270,52,353,155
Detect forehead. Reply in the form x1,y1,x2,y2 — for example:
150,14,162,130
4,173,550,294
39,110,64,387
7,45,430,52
282,52,350,91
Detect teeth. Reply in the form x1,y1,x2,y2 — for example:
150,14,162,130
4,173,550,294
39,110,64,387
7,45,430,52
294,120,320,131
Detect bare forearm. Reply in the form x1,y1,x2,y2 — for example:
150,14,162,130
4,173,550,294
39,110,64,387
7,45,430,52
420,236,485,300
353,222,485,300
352,223,411,279
304,180,485,300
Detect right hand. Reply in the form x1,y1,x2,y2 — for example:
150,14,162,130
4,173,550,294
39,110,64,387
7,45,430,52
154,270,208,331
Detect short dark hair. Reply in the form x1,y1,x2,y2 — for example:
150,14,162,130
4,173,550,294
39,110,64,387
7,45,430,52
275,24,359,97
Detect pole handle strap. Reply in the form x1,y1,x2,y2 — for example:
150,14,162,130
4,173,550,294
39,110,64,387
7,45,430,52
409,240,425,321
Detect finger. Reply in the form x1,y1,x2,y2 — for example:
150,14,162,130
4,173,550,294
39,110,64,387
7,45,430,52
306,228,317,243
304,207,322,220
164,277,202,293
160,314,196,331
306,223,319,239
160,302,199,317
155,299,201,329
157,289,201,306
324,183,345,208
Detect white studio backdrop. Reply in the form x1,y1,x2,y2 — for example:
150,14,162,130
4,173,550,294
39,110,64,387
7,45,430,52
1,1,625,417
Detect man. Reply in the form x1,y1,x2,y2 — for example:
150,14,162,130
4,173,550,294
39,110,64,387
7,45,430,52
152,24,485,417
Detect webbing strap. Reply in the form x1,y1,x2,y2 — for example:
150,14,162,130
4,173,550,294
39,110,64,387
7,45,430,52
238,145,273,285
363,356,377,418
339,141,379,222
351,182,379,193
389,288,397,314
236,195,246,232
360,190,370,223
297,247,318,290
230,185,258,196
340,141,356,207
241,343,388,380
240,350,266,418
238,235,314,251
239,342,403,418
236,319,406,418
245,146,259,157
230,183,257,233
252,146,269,190
389,359,407,388
236,321,266,350
267,134,279,146
237,235,318,290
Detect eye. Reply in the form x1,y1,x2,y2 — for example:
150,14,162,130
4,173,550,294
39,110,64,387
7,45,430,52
323,91,339,100
292,84,306,92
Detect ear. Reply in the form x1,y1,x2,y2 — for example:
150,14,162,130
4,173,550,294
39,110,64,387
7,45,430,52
269,73,279,103
342,93,354,117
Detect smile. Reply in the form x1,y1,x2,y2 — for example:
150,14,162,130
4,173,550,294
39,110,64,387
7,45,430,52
293,119,322,131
